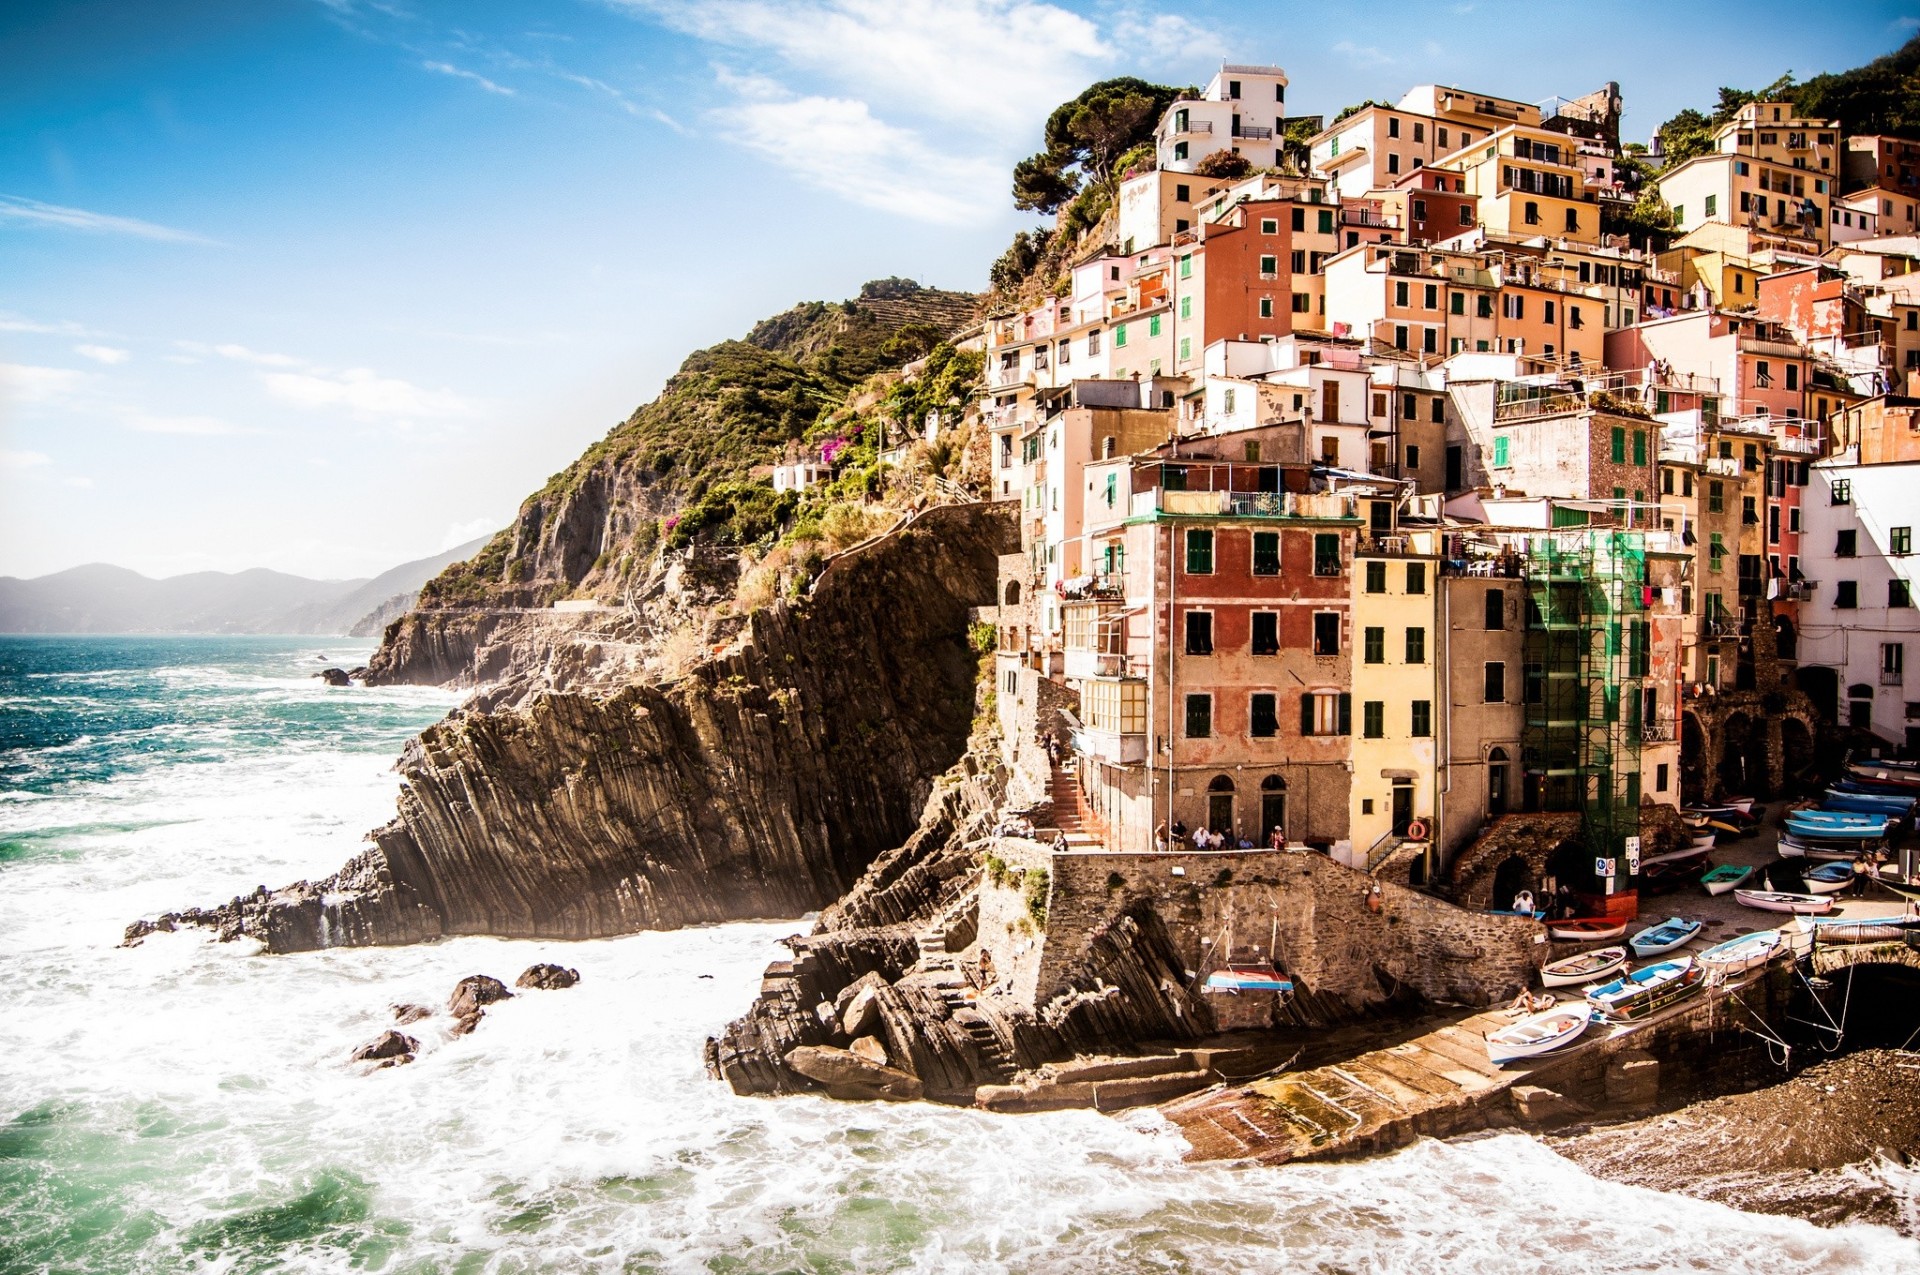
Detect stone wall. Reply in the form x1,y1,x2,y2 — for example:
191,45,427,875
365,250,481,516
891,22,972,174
1038,848,1541,1021
975,836,1055,1003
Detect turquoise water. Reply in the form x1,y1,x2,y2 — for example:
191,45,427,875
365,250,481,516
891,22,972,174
2,635,1917,1273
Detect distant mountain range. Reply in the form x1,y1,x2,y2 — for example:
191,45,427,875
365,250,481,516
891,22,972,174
0,537,493,636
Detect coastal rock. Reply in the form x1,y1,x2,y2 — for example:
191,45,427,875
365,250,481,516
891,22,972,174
515,963,580,991
783,1045,923,1101
391,1003,432,1025
351,1030,418,1069
848,1035,889,1066
449,974,511,1035
151,503,1014,953
316,668,352,687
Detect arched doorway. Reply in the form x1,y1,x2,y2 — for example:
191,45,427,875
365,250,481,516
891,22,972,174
1260,775,1286,842
1207,775,1235,837
1491,853,1532,912
1798,665,1839,723
1848,683,1875,733
1719,713,1759,797
1681,712,1709,804
1487,747,1510,818
1003,580,1021,606
1780,716,1816,794
1774,613,1797,662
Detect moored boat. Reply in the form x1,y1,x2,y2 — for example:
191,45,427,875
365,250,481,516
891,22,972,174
1204,960,1293,994
1783,812,1892,838
1628,916,1702,957
1780,833,1881,861
1547,917,1628,942
1696,929,1784,977
1723,796,1756,815
1485,1003,1595,1065
1734,888,1835,915
1540,944,1628,988
1801,862,1856,895
1822,789,1917,820
1812,915,1920,944
1586,957,1703,1021
1701,864,1753,896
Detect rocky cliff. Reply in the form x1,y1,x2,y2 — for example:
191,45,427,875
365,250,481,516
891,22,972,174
138,502,1015,952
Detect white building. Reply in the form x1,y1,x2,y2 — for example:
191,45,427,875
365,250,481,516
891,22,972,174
1799,453,1920,752
1154,64,1290,174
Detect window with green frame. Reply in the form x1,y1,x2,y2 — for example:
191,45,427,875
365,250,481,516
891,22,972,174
1314,533,1341,576
1253,531,1280,575
1149,314,1162,337
1114,322,1128,348
1709,532,1725,571
1610,426,1625,463
1179,336,1192,360
1103,472,1117,507
1317,209,1334,234
1179,253,1193,278
1180,295,1191,320
1493,435,1510,467
1365,560,1386,593
1411,700,1432,737
1364,626,1385,664
1404,626,1426,663
1633,429,1647,465
1362,701,1385,738
1185,528,1214,574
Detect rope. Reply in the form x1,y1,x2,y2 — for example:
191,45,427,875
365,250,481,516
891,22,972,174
1794,960,1845,1050
1724,990,1794,1069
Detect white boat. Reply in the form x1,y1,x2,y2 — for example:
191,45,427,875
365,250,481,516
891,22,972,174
1540,945,1628,988
1485,1003,1594,1065
1696,929,1783,976
1734,888,1834,915
1800,862,1855,895
1724,796,1756,815
1701,865,1753,896
1628,916,1702,957
1586,957,1702,1022
1689,834,1719,851
1812,915,1920,944
1546,918,1628,942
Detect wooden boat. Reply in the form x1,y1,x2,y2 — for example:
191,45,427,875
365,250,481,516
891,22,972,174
1783,812,1893,838
1204,960,1293,994
1734,888,1835,915
1812,915,1920,944
1684,805,1755,827
1541,944,1628,988
1822,790,1917,819
1485,1003,1594,1065
1779,833,1881,861
1629,916,1703,957
1586,957,1703,1022
1689,833,1719,851
1642,857,1710,895
1547,918,1628,942
1701,864,1753,896
1847,764,1920,791
1801,862,1857,895
1642,844,1713,868
1723,796,1756,815
1696,929,1784,976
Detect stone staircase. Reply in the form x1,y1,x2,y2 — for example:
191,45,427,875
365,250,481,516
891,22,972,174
911,924,1014,1081
1046,758,1104,849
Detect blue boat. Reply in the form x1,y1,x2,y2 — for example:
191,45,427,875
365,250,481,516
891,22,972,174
1628,916,1702,957
1802,862,1857,894
1833,778,1920,798
1785,812,1893,837
1204,961,1293,994
1822,790,1917,818
1586,957,1703,1021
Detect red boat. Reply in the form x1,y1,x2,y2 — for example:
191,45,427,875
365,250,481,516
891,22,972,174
1547,918,1629,942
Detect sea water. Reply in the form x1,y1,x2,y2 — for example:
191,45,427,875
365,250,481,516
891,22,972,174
2,634,1915,1274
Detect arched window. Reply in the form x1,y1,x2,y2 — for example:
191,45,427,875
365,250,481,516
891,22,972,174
1208,774,1236,792
1488,746,1510,817
1004,580,1021,606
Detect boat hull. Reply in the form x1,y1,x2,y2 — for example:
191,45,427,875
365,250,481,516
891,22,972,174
1486,1005,1594,1065
1540,945,1628,988
1697,930,1783,976
1547,919,1628,942
1702,866,1752,896
1735,889,1834,915
1628,918,1702,958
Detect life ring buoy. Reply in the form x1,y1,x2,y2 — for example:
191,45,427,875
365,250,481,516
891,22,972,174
1406,819,1428,841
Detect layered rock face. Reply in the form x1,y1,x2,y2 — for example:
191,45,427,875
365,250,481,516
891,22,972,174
146,503,1014,953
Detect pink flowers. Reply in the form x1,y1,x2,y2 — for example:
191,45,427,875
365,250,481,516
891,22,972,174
821,437,849,466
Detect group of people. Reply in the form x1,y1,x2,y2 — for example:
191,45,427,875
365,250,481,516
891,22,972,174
1153,820,1289,853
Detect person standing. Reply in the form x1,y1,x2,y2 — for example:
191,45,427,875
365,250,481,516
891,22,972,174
1852,852,1871,898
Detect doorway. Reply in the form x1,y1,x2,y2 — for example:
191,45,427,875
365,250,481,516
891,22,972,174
1207,774,1236,837
1260,775,1286,841
1391,779,1415,835
1487,747,1509,818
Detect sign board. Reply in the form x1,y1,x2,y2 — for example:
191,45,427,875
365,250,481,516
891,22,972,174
1624,837,1642,875
1595,857,1616,878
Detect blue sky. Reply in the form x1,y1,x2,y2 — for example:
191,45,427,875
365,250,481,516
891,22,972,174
2,0,1915,580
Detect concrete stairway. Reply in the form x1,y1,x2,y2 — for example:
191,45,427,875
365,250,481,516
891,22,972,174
1046,758,1103,849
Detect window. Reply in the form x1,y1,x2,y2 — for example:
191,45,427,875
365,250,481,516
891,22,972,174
1708,481,1724,513
1252,611,1279,655
1407,562,1426,594
1832,479,1851,504
1088,329,1101,355
1314,534,1341,577
1894,526,1913,556
1450,291,1464,315
1292,293,1310,313
1148,314,1162,338
1633,430,1647,466
1610,426,1625,464
1525,201,1540,225
1709,532,1725,572
1253,531,1280,575
1318,209,1334,234
1302,690,1351,736
1396,281,1410,307
1291,207,1305,231
1260,254,1278,276
1837,529,1857,557
1493,435,1510,467
1176,183,1190,202
1705,194,1718,218
1485,587,1504,630
1179,253,1193,278
1114,322,1127,349
1179,336,1192,361
1363,701,1385,738
1477,293,1492,317
1411,700,1432,737
1185,693,1212,737
1405,626,1426,663
1364,626,1385,664
1837,580,1858,608
1180,295,1192,320
1185,528,1214,574
1250,693,1278,737
1424,284,1438,310
1259,297,1274,318
1886,643,1906,686
1260,217,1279,234
1365,560,1386,593
1407,444,1422,468
1313,612,1340,656
1484,661,1506,703
1185,610,1213,655
1891,580,1912,609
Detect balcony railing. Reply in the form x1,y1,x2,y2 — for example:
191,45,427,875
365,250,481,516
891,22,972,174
1883,669,1906,687
1235,124,1274,140
1167,120,1213,136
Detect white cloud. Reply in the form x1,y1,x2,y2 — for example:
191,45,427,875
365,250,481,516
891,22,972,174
439,516,502,550
422,60,516,96
261,367,474,420
74,344,129,365
123,412,253,436
0,363,85,404
1109,12,1227,69
0,449,51,469
210,342,304,367
623,0,1107,134
721,88,1005,224
1332,40,1396,68
0,313,89,336
0,195,215,244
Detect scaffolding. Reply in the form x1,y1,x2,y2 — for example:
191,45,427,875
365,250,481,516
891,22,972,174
1523,530,1649,883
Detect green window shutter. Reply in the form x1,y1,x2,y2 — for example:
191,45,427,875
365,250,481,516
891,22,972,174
1114,322,1127,348
1186,529,1214,574
1611,426,1625,463
1364,626,1384,663
1411,700,1432,737
1149,315,1162,337
1180,254,1193,278
1300,693,1316,736
1317,210,1334,234
1493,436,1509,467
1180,295,1191,320
1180,337,1192,360
1363,701,1384,738
1633,429,1647,465
1337,693,1352,736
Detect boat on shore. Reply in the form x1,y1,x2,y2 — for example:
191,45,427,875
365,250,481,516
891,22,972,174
1701,864,1753,896
1547,918,1628,942
1812,915,1920,944
1204,959,1293,994
1629,916,1702,957
1735,888,1835,915
1541,945,1628,988
1783,811,1892,838
1485,1003,1595,1065
1820,789,1916,819
1801,862,1857,895
1779,833,1883,861
1696,929,1784,977
1586,957,1703,1022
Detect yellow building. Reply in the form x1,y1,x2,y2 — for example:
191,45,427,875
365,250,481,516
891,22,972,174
1348,531,1442,856
1656,102,1841,252
1434,123,1601,244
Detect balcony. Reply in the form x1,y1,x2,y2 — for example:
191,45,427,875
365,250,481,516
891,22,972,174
1342,208,1401,228
1778,579,1817,600
1166,119,1213,136
1235,124,1274,140
1077,727,1148,766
